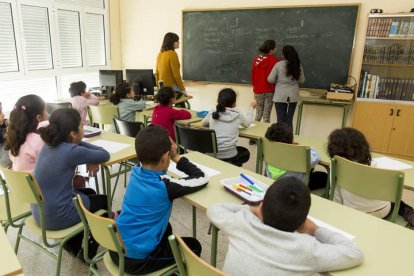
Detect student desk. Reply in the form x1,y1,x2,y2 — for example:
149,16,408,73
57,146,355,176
0,228,23,275
84,131,136,213
181,152,414,275
295,97,352,135
141,108,202,126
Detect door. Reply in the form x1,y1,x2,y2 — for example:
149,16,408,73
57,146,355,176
352,101,395,153
388,104,414,157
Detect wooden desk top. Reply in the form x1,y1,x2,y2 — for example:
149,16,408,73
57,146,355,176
84,131,136,166
142,108,202,126
181,151,414,275
0,228,23,275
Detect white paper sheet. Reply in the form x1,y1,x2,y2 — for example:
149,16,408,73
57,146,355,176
372,157,412,170
168,161,221,178
238,123,256,129
89,140,130,153
308,216,355,240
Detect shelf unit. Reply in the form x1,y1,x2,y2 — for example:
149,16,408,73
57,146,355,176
352,13,414,158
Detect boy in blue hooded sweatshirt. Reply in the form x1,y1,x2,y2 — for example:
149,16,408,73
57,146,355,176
110,125,209,274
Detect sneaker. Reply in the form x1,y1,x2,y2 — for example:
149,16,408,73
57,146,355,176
249,139,256,145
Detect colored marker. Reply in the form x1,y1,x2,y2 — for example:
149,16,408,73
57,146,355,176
239,184,253,191
232,184,251,196
248,185,263,193
240,173,263,192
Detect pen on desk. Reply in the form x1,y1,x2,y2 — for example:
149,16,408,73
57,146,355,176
240,173,263,192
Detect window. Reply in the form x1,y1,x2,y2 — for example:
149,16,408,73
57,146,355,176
55,0,104,9
57,9,82,68
60,72,99,95
21,5,53,70
0,2,19,73
85,13,106,66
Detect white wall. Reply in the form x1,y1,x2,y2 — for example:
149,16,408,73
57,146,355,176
117,0,413,139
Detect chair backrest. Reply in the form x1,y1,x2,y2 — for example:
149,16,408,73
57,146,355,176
261,138,311,175
174,124,218,156
329,155,404,222
113,117,145,138
73,195,124,254
47,102,72,115
168,235,226,276
87,105,119,127
0,172,31,222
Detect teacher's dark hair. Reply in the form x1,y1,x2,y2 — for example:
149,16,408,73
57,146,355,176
212,88,237,120
283,45,301,81
161,32,179,52
259,40,276,54
39,108,81,148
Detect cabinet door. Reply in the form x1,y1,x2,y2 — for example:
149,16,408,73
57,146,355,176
352,102,395,153
388,105,414,156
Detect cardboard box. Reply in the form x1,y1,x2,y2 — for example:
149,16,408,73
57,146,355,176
326,92,354,101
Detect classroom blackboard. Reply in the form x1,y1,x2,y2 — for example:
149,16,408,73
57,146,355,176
182,6,359,89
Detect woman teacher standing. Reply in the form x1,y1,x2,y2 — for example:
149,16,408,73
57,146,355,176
267,45,304,128
155,32,191,98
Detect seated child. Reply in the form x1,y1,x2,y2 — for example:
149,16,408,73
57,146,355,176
5,95,48,173
201,88,256,167
0,102,11,168
207,177,364,275
109,82,146,121
69,81,102,125
151,86,191,141
264,122,323,189
328,127,414,225
110,125,209,274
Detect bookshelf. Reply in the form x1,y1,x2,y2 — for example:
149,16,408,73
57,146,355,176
352,13,414,158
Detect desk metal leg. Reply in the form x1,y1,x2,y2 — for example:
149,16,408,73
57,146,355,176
255,138,263,174
192,206,197,238
341,106,350,128
210,224,218,267
104,166,112,214
295,102,304,135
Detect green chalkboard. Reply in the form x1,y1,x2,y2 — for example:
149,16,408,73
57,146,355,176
182,5,359,89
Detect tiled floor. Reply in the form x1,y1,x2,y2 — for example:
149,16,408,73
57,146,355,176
5,137,414,275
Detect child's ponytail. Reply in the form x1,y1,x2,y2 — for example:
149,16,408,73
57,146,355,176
212,88,237,120
5,95,46,156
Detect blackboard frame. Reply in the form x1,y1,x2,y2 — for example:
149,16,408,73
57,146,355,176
181,4,361,89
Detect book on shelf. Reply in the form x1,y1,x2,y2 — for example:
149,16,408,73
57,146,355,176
358,73,414,101
367,17,414,37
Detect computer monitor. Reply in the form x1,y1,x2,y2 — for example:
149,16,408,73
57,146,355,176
99,70,123,97
125,69,155,98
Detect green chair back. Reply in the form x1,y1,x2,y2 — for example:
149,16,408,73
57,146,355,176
168,235,227,276
329,155,404,222
88,105,119,128
261,138,311,182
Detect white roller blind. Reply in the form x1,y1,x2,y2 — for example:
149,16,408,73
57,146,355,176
55,0,104,9
0,77,57,111
60,72,99,96
0,2,19,73
21,5,53,70
85,13,106,66
57,9,82,68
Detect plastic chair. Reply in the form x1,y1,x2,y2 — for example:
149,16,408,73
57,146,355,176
168,235,227,276
174,124,218,157
329,155,406,225
87,105,119,130
261,138,311,183
47,102,72,115
0,171,31,251
73,195,177,276
113,117,145,138
0,167,102,276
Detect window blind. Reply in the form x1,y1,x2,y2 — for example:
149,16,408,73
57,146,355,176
21,5,53,70
0,2,19,73
57,9,82,68
85,13,106,66
60,72,99,95
55,0,104,9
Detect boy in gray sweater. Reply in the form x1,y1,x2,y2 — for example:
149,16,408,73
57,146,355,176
207,177,363,276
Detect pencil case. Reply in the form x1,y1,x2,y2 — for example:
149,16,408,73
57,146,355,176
221,175,268,205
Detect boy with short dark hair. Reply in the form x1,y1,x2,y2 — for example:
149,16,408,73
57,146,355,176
110,125,209,274
207,177,363,276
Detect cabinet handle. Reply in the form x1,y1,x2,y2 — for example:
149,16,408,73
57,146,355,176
389,109,394,116
396,109,401,116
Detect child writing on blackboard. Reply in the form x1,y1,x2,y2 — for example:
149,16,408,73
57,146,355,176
251,40,279,123
109,83,147,121
328,127,414,226
201,88,256,167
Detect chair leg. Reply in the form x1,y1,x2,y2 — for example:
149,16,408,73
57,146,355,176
94,176,100,194
210,224,218,267
55,243,64,276
192,206,197,238
14,225,24,253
